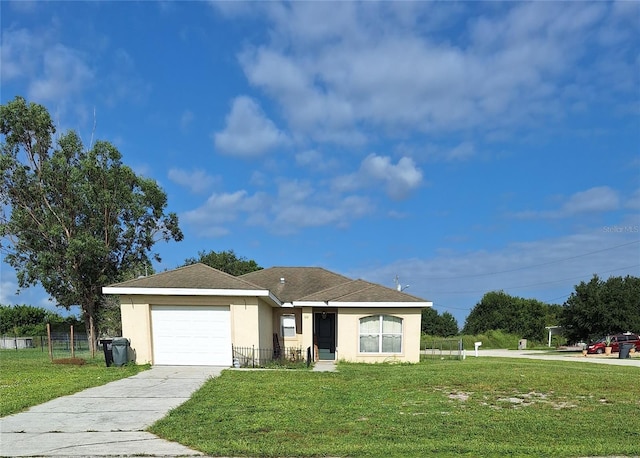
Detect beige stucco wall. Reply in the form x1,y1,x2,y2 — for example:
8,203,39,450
119,297,152,364
257,299,274,349
336,307,422,363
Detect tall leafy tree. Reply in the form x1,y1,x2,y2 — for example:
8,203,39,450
1,96,183,353
184,249,262,276
560,274,640,343
421,307,459,337
462,291,551,341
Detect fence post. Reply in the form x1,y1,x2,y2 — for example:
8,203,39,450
252,345,255,368
46,323,53,362
70,325,75,358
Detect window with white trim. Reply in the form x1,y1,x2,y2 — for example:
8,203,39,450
281,315,296,338
359,315,402,353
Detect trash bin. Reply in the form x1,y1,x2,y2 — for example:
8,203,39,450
518,339,527,350
619,343,633,359
111,337,130,366
99,339,113,367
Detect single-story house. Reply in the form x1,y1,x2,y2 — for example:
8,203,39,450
102,263,432,366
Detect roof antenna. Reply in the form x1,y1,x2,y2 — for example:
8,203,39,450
394,275,409,292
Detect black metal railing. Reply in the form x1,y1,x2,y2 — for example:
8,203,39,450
232,344,306,368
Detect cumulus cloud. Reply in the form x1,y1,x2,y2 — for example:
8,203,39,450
29,44,94,102
168,168,218,194
181,179,374,237
513,186,620,219
227,2,633,147
213,96,289,157
333,154,423,200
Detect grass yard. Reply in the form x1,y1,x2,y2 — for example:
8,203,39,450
150,359,640,457
0,349,148,417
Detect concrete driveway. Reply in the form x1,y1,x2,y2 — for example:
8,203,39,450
0,365,224,457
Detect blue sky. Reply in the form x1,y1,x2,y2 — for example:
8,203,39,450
1,1,639,328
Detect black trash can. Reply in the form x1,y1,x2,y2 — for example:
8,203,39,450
111,338,130,366
619,343,633,359
99,339,114,367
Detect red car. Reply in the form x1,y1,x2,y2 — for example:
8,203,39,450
586,333,640,354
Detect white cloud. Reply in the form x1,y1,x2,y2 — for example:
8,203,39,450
447,142,476,161
229,2,632,147
213,96,289,157
513,186,620,219
0,28,43,81
181,179,374,237
167,168,217,194
29,44,94,102
333,154,423,200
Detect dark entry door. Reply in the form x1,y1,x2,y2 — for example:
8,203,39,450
314,312,336,360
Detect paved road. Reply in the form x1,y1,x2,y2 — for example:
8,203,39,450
0,366,223,457
474,348,640,367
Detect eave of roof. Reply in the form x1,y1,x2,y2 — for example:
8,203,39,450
102,263,281,306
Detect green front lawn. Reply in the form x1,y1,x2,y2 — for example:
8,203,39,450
150,359,640,457
0,349,148,417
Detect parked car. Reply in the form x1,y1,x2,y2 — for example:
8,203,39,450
586,333,640,354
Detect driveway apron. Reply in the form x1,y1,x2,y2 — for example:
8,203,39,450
0,365,224,457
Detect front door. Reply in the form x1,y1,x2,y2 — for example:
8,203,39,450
314,312,336,360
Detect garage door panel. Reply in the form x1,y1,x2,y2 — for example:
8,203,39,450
151,305,231,366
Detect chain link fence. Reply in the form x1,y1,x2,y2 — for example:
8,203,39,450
422,338,464,360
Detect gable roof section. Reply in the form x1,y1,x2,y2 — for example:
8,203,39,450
102,263,280,304
296,279,431,308
239,267,352,303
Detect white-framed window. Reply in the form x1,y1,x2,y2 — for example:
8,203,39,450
359,315,402,353
281,315,296,338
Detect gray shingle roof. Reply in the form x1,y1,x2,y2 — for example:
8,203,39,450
108,263,264,291
299,279,427,303
106,264,430,304
239,267,352,303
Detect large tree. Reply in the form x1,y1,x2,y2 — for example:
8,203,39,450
421,307,459,337
462,291,553,341
184,249,262,276
1,96,183,353
560,274,640,343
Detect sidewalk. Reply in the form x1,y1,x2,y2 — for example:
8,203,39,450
0,366,224,457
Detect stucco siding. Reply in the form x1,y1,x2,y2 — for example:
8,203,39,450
257,299,274,349
230,298,260,348
336,307,422,363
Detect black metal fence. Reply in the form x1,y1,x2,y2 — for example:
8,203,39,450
232,344,307,368
422,338,464,360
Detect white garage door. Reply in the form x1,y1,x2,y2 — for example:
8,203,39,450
151,305,231,366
